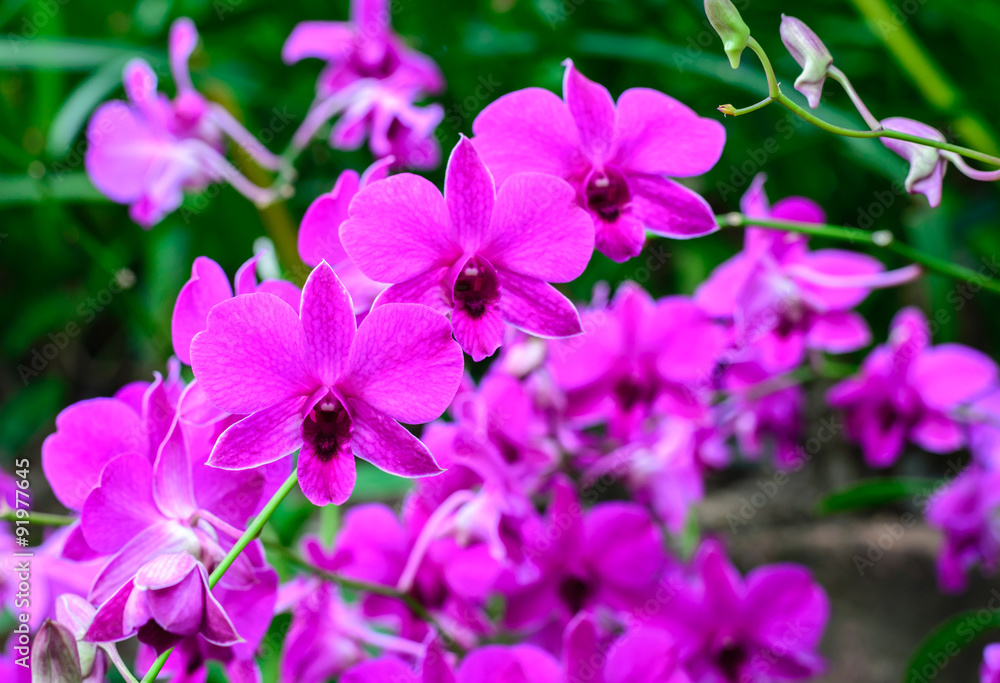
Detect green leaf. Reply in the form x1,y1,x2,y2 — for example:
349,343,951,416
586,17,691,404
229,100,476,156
818,477,941,514
905,609,1000,681
0,173,106,205
352,461,414,501
46,56,130,157
0,38,158,71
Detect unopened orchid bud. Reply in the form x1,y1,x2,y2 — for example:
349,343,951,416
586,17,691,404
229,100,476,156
880,117,948,207
780,15,832,109
705,0,750,68
32,620,83,683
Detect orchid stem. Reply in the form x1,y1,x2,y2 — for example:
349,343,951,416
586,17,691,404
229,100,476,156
716,213,1000,296
721,38,1000,168
138,471,300,683
826,66,880,131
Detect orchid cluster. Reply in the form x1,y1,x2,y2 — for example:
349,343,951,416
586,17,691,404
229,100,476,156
10,0,1000,682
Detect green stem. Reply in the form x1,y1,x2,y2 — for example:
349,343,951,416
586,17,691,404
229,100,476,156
0,510,75,526
826,66,881,131
716,213,1000,296
772,91,1000,167
723,37,1000,168
746,37,780,98
719,96,773,117
846,0,998,156
138,471,300,683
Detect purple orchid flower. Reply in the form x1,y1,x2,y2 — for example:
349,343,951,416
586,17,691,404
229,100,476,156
42,363,186,513
657,540,829,682
133,545,278,683
283,0,443,101
280,580,438,683
547,282,728,439
298,158,394,312
982,644,1000,683
301,501,492,647
86,19,284,227
456,644,562,683
500,479,675,633
472,59,725,262
926,465,1000,593
341,137,595,361
585,418,707,533
696,174,920,372
564,613,690,683
341,641,455,683
717,360,806,469
283,0,445,169
172,253,301,365
828,306,998,467
2,527,101,631
190,262,464,505
85,552,241,655
79,408,286,603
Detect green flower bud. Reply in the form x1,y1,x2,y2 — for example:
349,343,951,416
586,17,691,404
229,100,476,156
705,0,751,68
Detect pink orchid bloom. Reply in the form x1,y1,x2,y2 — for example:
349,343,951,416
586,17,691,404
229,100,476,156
134,547,278,683
588,419,707,533
279,581,437,683
85,553,241,656
982,644,1000,683
172,253,301,365
79,408,286,603
42,363,186,513
455,644,562,683
926,465,1000,593
86,18,284,227
341,641,455,683
298,158,393,312
341,137,595,361
282,0,443,101
190,263,464,505
283,0,445,169
564,614,690,683
301,503,491,647
472,59,725,262
656,540,829,682
329,75,445,170
547,282,729,439
2,528,101,631
500,479,674,633
717,360,806,469
828,307,998,467
696,174,919,372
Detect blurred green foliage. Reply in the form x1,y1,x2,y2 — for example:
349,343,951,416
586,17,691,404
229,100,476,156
3,0,1000,483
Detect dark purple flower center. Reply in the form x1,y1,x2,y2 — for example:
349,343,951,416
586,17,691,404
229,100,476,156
614,372,657,413
350,39,401,79
453,255,501,320
558,576,591,614
304,396,353,463
717,640,748,680
584,167,631,222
